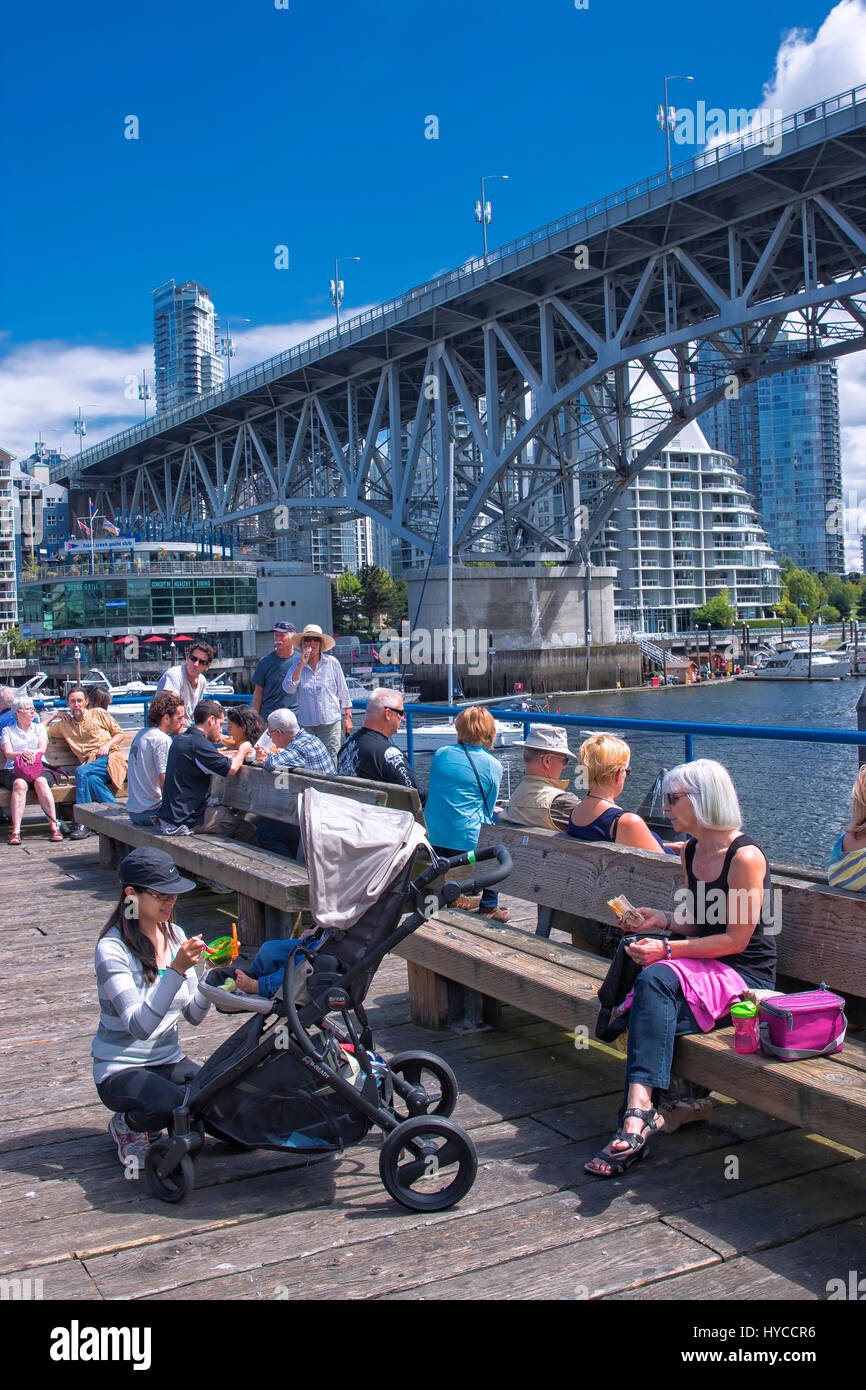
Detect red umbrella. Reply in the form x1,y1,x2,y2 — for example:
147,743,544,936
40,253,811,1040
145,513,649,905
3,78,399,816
173,635,194,642
143,635,167,644
56,639,75,646
113,636,135,644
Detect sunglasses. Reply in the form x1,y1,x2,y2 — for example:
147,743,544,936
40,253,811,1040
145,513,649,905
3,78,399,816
663,791,688,807
386,706,405,718
188,656,210,666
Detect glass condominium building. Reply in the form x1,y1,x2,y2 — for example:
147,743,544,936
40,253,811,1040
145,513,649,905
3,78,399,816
696,335,843,574
152,280,224,414
582,421,780,634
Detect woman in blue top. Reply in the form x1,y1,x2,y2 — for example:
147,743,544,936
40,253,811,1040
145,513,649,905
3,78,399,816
424,706,506,920
568,734,678,855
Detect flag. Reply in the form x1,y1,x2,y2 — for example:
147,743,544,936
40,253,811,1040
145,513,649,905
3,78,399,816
657,104,677,131
77,519,92,537
103,519,120,537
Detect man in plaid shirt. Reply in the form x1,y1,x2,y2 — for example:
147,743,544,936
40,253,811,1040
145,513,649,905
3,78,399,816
257,708,335,860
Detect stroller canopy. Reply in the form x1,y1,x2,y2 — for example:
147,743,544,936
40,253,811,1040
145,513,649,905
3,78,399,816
300,786,430,933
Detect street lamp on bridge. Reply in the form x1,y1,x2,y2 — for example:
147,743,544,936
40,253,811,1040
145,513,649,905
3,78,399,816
220,318,251,383
660,75,693,183
476,174,509,259
331,257,360,331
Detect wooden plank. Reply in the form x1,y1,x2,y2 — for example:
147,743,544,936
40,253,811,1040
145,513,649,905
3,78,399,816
0,1259,102,1301
212,765,387,823
381,1221,719,1302
607,1217,866,1300
406,960,449,1029
212,764,424,826
479,823,866,996
73,804,311,911
665,1157,866,1258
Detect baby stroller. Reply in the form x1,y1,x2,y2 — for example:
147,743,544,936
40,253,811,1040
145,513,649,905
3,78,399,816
144,786,512,1212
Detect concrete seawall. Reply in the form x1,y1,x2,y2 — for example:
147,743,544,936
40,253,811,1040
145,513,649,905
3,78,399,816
408,643,643,700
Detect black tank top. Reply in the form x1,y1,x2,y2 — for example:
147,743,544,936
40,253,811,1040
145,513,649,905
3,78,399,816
684,834,777,985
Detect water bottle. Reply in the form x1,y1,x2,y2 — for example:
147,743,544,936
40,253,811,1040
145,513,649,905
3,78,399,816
730,1000,760,1054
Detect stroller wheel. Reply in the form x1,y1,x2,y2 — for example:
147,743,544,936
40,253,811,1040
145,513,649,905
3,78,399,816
145,1139,195,1204
379,1116,477,1212
387,1051,458,1119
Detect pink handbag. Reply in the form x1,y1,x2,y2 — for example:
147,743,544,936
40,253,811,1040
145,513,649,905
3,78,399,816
758,984,847,1061
12,752,44,783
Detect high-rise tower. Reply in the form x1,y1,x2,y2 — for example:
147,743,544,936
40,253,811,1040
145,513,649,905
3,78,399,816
152,280,224,414
696,335,843,573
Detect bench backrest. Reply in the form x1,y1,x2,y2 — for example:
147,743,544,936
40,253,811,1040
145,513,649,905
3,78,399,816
211,763,425,827
45,728,134,770
478,822,866,998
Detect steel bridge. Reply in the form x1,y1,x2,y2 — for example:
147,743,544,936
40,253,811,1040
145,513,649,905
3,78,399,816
54,85,866,563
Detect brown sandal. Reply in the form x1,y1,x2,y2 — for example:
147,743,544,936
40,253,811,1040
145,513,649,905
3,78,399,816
50,823,64,843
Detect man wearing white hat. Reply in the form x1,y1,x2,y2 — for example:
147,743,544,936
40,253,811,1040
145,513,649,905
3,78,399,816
281,624,352,764
499,726,583,832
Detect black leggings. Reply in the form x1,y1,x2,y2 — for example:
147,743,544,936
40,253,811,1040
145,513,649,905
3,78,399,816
96,1057,201,1132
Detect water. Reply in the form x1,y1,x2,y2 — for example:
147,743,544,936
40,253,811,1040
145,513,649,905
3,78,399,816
412,679,866,871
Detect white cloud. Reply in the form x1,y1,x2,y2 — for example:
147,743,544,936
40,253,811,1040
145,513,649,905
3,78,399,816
0,312,367,464
759,0,866,115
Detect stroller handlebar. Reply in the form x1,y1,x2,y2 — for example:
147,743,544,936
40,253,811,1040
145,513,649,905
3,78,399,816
412,844,513,905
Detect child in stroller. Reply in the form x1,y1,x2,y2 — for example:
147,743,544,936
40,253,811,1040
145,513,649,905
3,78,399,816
143,786,512,1212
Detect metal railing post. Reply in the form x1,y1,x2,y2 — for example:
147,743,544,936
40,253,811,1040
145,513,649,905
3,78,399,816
684,734,694,762
405,709,415,768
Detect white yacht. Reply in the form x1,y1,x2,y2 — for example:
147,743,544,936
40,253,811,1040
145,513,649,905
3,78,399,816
748,648,849,680
391,718,525,753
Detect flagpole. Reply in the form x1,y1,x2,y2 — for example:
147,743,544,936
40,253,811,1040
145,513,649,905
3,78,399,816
89,498,94,574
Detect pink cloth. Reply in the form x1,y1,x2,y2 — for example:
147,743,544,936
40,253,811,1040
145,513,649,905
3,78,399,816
619,957,747,1032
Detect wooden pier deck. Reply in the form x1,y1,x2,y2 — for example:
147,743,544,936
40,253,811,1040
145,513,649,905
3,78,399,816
1,822,865,1303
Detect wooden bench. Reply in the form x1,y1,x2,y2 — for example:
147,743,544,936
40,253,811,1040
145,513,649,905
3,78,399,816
75,764,427,944
394,826,866,1152
0,729,134,810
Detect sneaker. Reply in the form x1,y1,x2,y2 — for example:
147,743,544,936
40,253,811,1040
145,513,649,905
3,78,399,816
478,906,510,922
108,1113,151,1167
68,825,91,840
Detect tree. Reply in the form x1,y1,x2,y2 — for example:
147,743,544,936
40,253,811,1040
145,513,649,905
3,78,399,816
820,605,841,624
0,626,35,658
783,567,821,620
692,588,735,629
358,566,397,634
332,571,363,633
385,576,407,627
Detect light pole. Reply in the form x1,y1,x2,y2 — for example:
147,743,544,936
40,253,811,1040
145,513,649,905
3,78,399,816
73,408,87,460
331,257,360,331
138,369,152,422
220,318,251,383
660,75,693,182
476,174,509,258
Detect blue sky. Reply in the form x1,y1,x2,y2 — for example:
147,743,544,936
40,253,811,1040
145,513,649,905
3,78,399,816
1,0,854,346
2,0,866,543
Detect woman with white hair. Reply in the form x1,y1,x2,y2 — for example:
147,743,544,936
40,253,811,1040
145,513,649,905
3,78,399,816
1,696,63,844
585,758,777,1179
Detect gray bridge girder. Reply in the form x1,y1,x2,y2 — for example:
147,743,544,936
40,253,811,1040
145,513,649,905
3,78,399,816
56,89,866,560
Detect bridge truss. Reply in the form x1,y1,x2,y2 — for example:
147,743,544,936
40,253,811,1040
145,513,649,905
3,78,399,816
58,89,866,564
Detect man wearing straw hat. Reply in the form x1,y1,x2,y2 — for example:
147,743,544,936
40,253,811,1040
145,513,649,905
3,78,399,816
281,623,352,765
499,726,583,832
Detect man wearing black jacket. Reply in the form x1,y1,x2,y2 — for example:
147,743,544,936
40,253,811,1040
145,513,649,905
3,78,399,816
337,687,422,798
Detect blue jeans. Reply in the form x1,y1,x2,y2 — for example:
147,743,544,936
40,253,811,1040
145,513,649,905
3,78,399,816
624,961,772,1096
75,757,116,804
256,817,300,860
128,808,159,826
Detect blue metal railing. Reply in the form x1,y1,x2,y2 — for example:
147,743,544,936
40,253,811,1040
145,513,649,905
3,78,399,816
373,702,866,769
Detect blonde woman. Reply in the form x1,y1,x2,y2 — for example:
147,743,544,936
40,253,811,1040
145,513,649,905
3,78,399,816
1,696,63,845
424,706,507,920
568,734,676,855
828,765,866,891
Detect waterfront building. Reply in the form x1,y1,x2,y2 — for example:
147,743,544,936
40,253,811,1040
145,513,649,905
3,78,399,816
152,280,224,414
696,334,843,573
582,420,780,634
9,447,70,567
0,447,16,630
16,540,332,683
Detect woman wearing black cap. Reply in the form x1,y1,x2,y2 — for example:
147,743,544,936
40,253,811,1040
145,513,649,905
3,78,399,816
92,847,211,1169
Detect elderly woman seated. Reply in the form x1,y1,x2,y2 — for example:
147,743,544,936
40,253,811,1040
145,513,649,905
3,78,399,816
828,765,866,891
568,734,678,854
1,696,64,845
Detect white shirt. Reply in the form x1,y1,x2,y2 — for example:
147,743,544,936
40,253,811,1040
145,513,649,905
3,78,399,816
1,719,46,770
156,664,207,727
